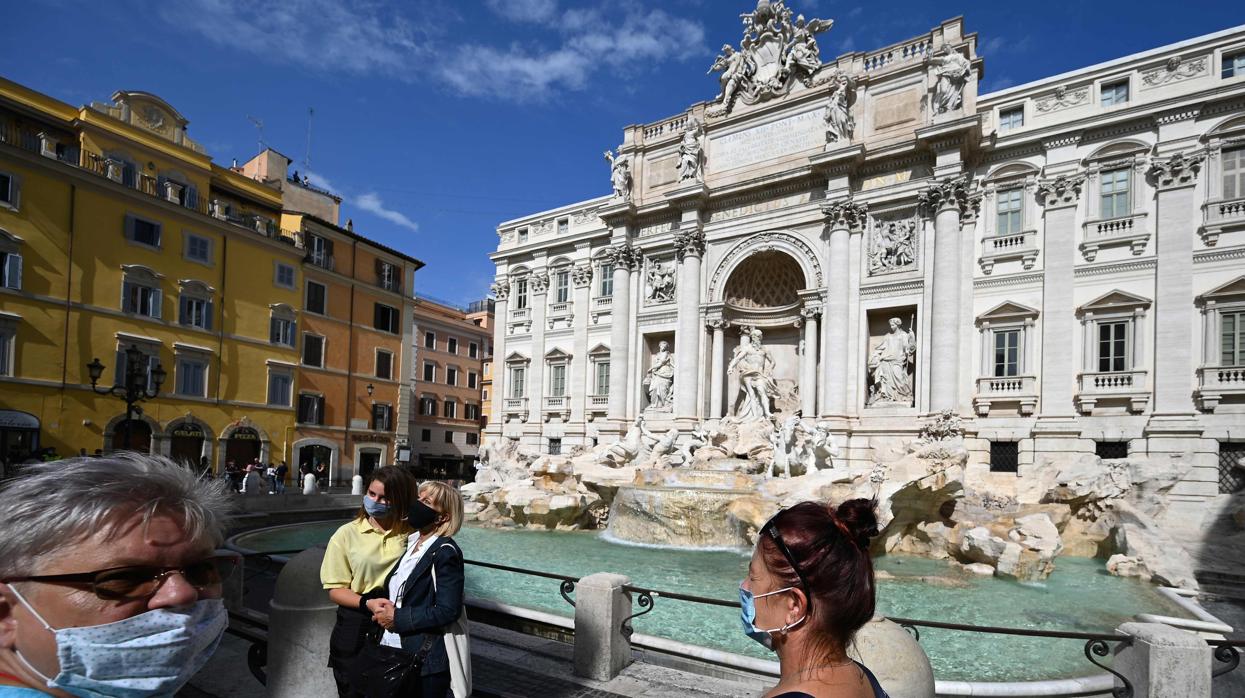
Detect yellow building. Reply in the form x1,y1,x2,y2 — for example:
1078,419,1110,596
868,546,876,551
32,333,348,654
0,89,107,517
0,79,307,471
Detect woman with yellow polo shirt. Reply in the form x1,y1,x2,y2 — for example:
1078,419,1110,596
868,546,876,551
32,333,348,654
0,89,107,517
320,465,416,697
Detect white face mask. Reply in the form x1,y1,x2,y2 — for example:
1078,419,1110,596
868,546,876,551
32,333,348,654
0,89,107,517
8,584,227,698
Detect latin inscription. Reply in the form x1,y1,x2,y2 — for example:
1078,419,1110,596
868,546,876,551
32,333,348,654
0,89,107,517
709,109,823,172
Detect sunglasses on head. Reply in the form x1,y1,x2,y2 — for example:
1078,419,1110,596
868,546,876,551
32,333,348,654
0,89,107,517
3,553,240,601
762,519,812,608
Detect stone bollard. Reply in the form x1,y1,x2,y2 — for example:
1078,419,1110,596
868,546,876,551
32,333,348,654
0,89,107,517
303,472,318,495
266,546,336,697
1114,622,1211,697
351,474,364,495
848,616,935,698
572,572,633,681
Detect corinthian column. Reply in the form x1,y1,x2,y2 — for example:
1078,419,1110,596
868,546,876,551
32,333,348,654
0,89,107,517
487,280,510,434
605,246,637,422
569,264,593,427
674,229,705,419
526,272,549,424
1035,175,1084,418
799,306,821,416
918,177,976,412
819,198,867,416
708,318,726,419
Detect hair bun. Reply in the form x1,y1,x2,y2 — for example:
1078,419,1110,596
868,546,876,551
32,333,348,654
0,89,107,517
834,498,879,550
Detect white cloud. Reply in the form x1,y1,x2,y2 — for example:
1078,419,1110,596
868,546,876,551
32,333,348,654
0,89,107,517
158,0,427,74
355,192,419,233
485,0,557,23
303,170,337,193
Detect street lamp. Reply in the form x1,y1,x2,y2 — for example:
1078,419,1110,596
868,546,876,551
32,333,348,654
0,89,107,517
88,344,166,452
366,383,375,428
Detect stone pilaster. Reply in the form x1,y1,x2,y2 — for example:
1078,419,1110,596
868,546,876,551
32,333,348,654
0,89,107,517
917,177,974,412
799,306,822,417
526,272,549,425
674,229,705,420
1148,150,1205,416
819,198,867,417
569,264,593,428
605,246,638,422
707,318,726,419
488,280,510,434
1034,175,1085,420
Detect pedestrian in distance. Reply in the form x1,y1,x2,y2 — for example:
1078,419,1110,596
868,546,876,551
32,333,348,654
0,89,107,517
320,466,418,697
0,453,238,697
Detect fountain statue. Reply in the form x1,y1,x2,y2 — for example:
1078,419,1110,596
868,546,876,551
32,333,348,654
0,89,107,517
643,341,675,411
729,327,778,421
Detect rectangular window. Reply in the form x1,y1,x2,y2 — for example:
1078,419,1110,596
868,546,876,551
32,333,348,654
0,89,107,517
514,280,529,310
372,404,393,431
375,350,392,380
306,234,333,269
989,442,1019,473
302,334,324,368
510,366,526,398
1,251,22,290
185,234,212,264
267,371,292,407
548,438,562,456
1223,147,1245,200
423,362,435,382
424,331,436,349
555,271,570,304
421,429,431,442
420,397,436,416
270,317,295,347
1223,51,1245,79
466,432,479,446
465,403,479,420
377,261,399,292
1100,167,1130,219
0,172,12,205
599,264,614,297
517,228,529,243
178,296,212,330
1223,311,1245,366
595,361,610,395
1101,79,1129,107
993,329,1020,377
444,401,457,419
306,281,327,315
126,215,162,248
175,358,207,397
444,430,454,444
1219,442,1245,494
996,187,1023,235
467,372,478,389
448,338,458,354
274,262,296,289
0,328,12,376
446,367,458,386
297,394,325,425
999,106,1024,131
374,303,398,334
1097,321,1129,373
1096,441,1129,459
122,282,162,318
557,218,568,235
469,342,479,359
114,347,161,392
549,364,566,397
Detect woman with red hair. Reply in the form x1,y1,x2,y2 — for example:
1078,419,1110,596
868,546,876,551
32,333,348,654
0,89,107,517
741,499,889,698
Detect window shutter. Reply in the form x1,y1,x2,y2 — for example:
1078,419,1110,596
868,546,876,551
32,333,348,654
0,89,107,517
375,258,384,276
374,304,383,329
270,318,280,344
150,289,162,319
324,238,334,258
179,296,188,325
205,300,214,330
114,349,126,386
186,186,198,210
4,253,20,290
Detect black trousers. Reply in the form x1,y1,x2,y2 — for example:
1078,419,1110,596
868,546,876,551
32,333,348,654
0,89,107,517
414,671,451,698
328,606,373,698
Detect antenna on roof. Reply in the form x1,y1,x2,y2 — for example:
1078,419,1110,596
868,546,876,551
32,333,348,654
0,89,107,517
304,107,314,171
246,115,265,153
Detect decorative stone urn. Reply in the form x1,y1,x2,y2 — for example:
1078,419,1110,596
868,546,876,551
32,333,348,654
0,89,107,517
847,616,935,698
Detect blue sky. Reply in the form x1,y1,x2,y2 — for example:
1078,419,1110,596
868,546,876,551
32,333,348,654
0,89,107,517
3,0,1241,304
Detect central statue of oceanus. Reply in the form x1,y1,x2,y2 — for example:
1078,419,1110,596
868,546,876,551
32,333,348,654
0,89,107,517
728,327,779,421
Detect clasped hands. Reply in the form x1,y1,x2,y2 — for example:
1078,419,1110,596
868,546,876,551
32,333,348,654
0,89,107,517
366,598,396,630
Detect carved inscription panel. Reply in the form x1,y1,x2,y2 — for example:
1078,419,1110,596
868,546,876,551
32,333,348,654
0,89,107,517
709,108,823,172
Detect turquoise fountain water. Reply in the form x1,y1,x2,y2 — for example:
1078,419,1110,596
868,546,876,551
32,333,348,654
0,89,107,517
232,521,1189,683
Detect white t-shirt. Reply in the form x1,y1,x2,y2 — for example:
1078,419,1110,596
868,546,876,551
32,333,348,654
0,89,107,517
380,534,440,648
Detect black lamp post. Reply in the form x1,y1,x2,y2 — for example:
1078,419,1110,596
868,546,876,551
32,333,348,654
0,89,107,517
366,383,375,428
87,344,166,452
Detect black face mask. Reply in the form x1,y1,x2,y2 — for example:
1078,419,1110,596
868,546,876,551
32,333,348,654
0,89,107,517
407,501,440,530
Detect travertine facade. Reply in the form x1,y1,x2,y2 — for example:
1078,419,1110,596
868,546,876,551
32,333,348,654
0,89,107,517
487,5,1245,535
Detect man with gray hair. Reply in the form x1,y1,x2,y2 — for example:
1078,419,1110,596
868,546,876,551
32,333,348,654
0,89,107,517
0,453,237,697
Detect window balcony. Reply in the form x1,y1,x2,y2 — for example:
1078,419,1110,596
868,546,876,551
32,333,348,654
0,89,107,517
972,375,1038,416
1195,365,1245,412
593,296,613,309
586,394,609,422
502,397,528,423
543,395,571,422
510,308,530,321
1080,212,1150,261
1075,369,1149,414
1200,197,1245,247
304,251,334,271
979,230,1039,275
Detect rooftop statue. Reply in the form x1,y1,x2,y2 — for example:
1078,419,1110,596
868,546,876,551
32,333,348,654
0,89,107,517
603,149,632,201
708,1,834,117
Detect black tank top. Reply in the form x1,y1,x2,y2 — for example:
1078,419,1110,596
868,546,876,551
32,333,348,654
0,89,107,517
770,661,890,698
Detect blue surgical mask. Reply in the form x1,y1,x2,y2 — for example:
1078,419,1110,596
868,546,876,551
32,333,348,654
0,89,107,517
363,495,390,518
9,584,227,698
739,584,805,651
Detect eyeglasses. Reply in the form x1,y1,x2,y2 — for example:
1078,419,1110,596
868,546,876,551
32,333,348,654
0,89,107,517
761,520,812,609
3,554,240,601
